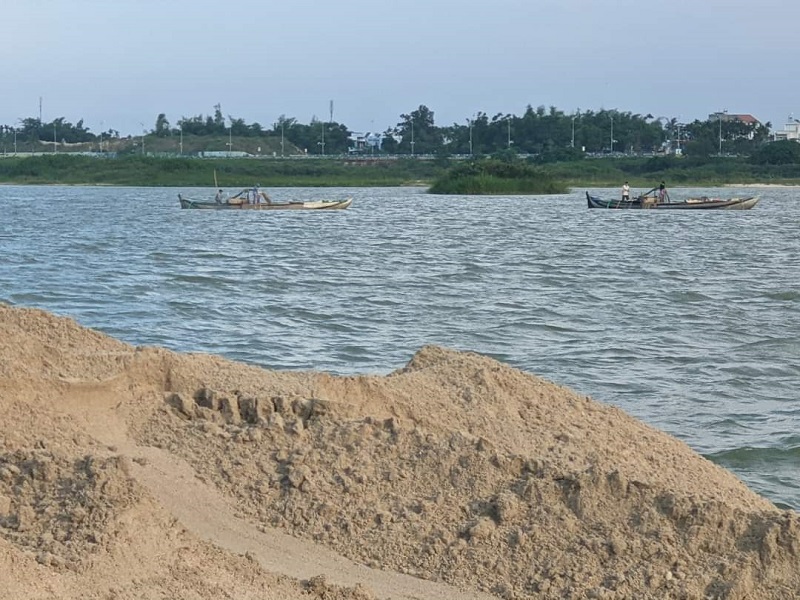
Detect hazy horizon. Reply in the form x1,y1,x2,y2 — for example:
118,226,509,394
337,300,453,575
4,0,798,136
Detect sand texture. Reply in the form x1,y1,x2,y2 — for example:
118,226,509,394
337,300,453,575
1,304,799,599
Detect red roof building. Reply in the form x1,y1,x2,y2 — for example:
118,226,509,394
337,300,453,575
708,112,760,125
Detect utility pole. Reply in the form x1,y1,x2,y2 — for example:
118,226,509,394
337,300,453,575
571,113,577,148
609,114,616,153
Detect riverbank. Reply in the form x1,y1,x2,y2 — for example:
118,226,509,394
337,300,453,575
1,154,800,189
0,155,447,188
724,182,800,187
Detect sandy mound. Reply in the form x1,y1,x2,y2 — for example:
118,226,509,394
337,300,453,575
1,303,799,600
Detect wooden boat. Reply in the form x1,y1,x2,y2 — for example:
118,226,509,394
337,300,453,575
178,193,352,211
586,192,759,210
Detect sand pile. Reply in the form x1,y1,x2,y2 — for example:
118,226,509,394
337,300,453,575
1,304,799,600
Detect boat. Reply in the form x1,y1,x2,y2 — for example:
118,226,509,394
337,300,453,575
178,192,352,211
586,192,759,210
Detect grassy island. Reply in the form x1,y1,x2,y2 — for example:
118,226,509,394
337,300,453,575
428,159,568,194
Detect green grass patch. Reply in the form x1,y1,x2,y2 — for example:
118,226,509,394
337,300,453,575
0,155,447,187
2,153,800,189
428,159,568,194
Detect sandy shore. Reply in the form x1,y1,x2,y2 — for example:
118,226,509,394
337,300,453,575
1,304,799,599
724,182,800,187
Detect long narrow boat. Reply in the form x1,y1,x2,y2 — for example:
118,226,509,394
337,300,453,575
179,194,352,211
586,192,759,210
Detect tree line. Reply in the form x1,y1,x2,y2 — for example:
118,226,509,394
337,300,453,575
0,103,777,159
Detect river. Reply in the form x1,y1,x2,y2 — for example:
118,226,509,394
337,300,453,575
1,184,798,508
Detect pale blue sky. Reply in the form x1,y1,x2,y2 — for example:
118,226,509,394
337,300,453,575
4,0,798,136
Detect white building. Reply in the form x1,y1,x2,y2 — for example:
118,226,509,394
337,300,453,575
773,115,800,142
348,131,383,153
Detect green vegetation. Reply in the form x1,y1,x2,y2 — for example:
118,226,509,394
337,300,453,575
0,155,446,187
2,151,800,190
547,154,800,187
748,140,800,166
428,158,567,194
4,103,800,193
0,102,774,159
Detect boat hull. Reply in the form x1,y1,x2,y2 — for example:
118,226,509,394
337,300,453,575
586,192,759,210
178,195,352,210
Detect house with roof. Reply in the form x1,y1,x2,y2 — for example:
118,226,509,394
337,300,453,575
708,112,760,125
348,131,384,153
708,112,761,140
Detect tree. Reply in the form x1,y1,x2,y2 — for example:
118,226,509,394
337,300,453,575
397,105,442,154
749,140,800,165
228,117,248,136
213,104,225,132
381,128,399,154
155,113,170,137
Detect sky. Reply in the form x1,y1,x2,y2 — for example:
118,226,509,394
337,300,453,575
3,0,799,137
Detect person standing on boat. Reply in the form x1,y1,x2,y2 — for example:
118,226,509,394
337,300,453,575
622,181,630,201
215,189,224,204
658,181,668,203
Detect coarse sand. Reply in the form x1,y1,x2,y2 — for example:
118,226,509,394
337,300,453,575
1,304,799,599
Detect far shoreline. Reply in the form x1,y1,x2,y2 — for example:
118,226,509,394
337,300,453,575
723,182,800,188
3,180,800,189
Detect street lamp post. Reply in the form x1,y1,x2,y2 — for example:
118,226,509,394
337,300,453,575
571,115,576,148
571,118,576,148
610,115,614,153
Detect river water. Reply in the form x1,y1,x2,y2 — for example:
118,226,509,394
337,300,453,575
1,184,798,509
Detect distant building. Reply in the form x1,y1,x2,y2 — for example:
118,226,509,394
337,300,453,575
708,112,760,126
348,131,383,153
708,112,761,140
772,115,800,142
